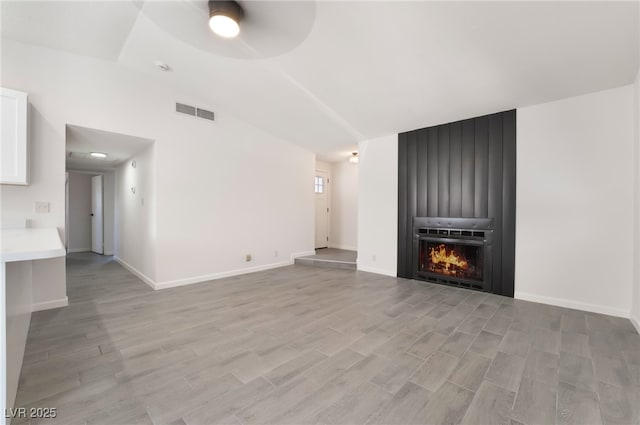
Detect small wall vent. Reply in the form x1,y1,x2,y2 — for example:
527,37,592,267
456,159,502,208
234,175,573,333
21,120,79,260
176,103,196,116
196,108,215,121
176,102,215,122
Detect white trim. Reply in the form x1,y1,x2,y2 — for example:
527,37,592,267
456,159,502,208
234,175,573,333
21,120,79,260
114,254,315,291
67,248,91,253
104,250,114,256
291,250,316,260
631,316,640,335
515,291,629,318
114,256,156,290
298,258,356,265
32,297,68,312
357,263,397,277
65,171,69,251
328,244,357,251
155,260,295,290
1,264,7,422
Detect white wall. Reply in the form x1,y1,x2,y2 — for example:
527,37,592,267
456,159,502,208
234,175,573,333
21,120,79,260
1,43,67,308
316,161,332,174
516,85,635,317
67,172,92,252
357,134,398,276
330,160,358,251
2,39,314,294
633,69,640,330
115,145,157,283
103,170,115,255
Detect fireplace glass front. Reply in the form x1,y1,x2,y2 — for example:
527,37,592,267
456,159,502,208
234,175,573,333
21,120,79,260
419,240,483,283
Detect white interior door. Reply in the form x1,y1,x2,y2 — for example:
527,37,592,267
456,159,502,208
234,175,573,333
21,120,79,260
91,175,104,254
315,171,329,249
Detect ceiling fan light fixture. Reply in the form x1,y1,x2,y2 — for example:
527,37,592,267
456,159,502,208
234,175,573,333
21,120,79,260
208,0,243,38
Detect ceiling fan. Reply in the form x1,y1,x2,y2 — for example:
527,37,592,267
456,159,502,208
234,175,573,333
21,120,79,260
207,1,244,38
136,0,316,59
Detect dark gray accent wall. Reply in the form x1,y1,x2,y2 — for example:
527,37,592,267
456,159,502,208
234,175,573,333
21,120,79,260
397,110,516,297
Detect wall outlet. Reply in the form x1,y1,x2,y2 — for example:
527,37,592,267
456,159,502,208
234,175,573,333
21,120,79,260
245,254,252,262
35,201,50,213
372,254,377,262
274,250,279,257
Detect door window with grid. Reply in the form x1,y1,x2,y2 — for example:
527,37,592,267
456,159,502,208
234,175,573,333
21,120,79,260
314,176,324,193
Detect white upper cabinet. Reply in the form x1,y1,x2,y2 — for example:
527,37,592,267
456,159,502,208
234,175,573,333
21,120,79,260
1,87,28,185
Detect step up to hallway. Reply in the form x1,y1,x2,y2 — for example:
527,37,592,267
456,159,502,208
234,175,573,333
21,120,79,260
294,248,357,271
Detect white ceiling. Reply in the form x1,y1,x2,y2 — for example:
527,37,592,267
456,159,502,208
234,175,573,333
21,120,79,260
66,124,153,172
4,1,639,162
1,1,140,61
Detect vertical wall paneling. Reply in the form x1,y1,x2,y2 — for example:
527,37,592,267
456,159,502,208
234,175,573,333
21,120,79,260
488,113,504,295
426,127,439,217
501,110,517,297
474,116,489,218
397,132,408,279
449,122,463,217
416,129,428,217
437,125,450,217
397,110,516,296
406,135,418,275
461,120,475,217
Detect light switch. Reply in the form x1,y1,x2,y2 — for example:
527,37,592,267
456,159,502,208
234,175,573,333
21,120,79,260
35,201,50,213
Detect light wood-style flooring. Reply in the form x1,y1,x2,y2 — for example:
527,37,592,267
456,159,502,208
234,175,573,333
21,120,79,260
13,253,640,425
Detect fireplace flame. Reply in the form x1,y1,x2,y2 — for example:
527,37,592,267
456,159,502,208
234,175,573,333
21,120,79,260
429,244,468,270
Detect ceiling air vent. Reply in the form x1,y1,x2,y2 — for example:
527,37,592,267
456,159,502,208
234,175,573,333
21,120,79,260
196,108,215,121
176,102,196,116
176,103,215,122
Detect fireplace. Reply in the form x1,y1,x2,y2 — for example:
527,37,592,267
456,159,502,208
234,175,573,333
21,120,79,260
413,217,493,291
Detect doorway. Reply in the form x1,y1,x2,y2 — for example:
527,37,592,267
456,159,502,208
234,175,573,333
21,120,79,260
314,170,329,249
313,157,359,253
65,170,111,254
65,124,153,257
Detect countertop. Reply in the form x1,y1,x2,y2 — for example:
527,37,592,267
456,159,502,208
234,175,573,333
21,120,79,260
1,228,66,263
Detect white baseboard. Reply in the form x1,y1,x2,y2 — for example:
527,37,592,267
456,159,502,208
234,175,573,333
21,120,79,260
514,291,629,318
113,256,156,290
115,255,306,291
291,250,316,259
68,249,114,255
32,297,68,312
356,263,397,277
155,260,296,290
328,244,357,252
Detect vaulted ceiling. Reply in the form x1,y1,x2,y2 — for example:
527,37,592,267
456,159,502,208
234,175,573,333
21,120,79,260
3,1,639,160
